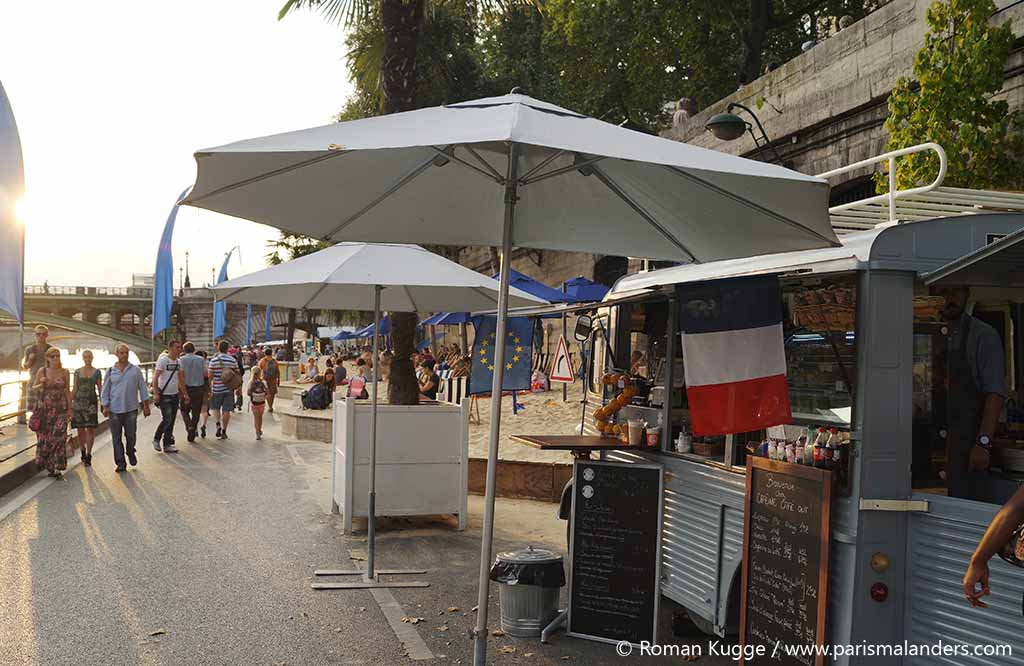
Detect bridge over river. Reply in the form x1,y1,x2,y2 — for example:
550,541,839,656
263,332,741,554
1,284,316,362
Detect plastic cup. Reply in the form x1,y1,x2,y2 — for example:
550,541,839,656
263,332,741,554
627,419,645,447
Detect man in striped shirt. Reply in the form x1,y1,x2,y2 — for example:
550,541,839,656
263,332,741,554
207,340,236,439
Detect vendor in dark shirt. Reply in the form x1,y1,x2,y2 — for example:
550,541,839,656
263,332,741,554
934,286,1007,502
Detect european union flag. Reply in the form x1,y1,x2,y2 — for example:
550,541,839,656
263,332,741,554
469,315,534,395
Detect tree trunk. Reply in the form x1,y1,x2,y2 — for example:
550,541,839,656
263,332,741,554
379,0,424,405
388,311,420,404
740,0,770,85
285,308,296,362
489,247,501,275
380,0,424,115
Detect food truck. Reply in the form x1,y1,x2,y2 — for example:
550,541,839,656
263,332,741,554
563,212,1024,663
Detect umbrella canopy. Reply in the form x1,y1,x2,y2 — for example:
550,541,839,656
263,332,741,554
340,318,389,339
497,269,573,303
208,242,546,312
563,276,609,302
184,94,838,263
183,92,839,666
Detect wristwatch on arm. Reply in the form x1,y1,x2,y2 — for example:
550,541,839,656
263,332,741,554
976,435,992,450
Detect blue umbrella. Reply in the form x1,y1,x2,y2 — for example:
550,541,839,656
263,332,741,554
492,269,573,303
563,276,609,302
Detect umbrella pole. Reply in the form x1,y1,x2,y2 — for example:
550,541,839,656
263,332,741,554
473,143,519,666
311,285,428,590
367,284,381,580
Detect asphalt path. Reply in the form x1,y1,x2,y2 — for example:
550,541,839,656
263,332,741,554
0,405,736,666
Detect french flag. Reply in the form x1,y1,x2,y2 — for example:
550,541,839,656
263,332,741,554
676,276,791,436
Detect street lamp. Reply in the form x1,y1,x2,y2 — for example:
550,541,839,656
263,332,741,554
705,102,784,163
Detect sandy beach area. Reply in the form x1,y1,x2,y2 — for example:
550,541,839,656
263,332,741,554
332,358,582,464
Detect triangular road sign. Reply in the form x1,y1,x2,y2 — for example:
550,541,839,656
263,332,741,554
549,335,574,383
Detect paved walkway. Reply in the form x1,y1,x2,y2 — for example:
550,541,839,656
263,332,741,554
0,406,732,666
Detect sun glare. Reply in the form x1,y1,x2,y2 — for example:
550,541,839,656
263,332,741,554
14,196,29,225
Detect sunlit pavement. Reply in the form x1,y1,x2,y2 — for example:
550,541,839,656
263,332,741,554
0,408,732,665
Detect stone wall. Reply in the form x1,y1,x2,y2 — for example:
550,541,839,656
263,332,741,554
665,0,1024,188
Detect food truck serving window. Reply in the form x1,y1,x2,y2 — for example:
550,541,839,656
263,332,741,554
784,278,857,429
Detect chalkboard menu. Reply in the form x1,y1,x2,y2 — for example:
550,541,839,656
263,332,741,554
740,457,832,666
567,460,663,646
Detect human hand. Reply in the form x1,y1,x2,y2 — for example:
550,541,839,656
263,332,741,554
963,558,990,608
102,407,110,418
142,405,151,418
969,446,991,472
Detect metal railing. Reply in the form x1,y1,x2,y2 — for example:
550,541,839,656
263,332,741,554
817,142,1024,233
24,284,153,298
0,362,158,464
0,379,28,424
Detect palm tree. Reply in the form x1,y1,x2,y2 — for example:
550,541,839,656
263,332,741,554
279,0,534,404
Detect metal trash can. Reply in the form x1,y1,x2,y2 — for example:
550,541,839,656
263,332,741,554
489,545,566,637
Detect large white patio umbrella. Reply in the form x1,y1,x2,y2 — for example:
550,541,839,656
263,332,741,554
209,242,546,586
183,92,839,664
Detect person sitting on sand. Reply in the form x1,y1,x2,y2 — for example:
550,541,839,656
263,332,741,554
418,360,440,401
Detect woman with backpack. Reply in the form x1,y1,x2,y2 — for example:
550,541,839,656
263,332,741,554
247,366,269,440
258,348,280,413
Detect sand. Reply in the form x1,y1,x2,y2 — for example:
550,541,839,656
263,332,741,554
466,384,584,464
331,358,583,464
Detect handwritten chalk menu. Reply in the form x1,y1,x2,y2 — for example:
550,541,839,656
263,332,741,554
567,460,663,646
740,457,832,666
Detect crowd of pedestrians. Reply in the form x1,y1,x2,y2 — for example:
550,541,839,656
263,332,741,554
21,325,296,475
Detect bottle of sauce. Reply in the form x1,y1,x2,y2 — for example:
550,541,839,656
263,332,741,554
813,428,827,468
796,435,806,464
768,440,778,460
825,428,838,469
804,427,817,466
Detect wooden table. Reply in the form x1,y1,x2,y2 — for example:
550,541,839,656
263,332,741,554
510,434,635,459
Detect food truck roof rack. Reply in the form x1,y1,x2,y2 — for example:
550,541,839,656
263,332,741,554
817,142,1024,233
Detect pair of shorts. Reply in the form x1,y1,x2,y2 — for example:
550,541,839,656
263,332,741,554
210,391,234,412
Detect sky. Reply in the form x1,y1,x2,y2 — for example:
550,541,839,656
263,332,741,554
2,1,353,287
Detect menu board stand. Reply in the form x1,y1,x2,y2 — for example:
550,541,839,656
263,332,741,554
567,459,663,647
740,457,831,666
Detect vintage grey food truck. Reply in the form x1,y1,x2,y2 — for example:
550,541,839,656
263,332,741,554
560,211,1024,665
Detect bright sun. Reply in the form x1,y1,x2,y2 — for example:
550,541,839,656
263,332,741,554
14,196,29,225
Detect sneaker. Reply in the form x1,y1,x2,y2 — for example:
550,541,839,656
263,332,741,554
256,432,262,441
115,465,127,473
187,432,196,443
152,438,162,452
127,450,138,467
216,427,223,439
218,430,228,440
164,445,179,453
200,425,206,438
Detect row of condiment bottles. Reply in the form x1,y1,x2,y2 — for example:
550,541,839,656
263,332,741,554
759,427,847,469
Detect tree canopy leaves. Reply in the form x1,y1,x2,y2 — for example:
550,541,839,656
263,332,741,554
882,0,1024,191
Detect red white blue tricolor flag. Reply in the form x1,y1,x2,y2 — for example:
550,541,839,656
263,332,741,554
676,276,791,436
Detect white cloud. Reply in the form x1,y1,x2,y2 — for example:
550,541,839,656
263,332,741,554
2,0,353,287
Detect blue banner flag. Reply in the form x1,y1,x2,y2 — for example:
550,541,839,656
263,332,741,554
265,305,272,342
0,81,24,321
151,187,190,337
468,316,534,395
213,246,238,340
245,304,253,344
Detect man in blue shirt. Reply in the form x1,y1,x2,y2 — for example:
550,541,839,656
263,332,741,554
100,344,152,472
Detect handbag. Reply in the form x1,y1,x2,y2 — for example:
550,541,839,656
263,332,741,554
999,523,1024,567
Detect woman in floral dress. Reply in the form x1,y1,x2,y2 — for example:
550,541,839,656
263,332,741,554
71,350,102,467
32,347,73,477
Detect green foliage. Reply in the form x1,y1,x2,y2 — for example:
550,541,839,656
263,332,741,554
265,233,332,266
881,0,1024,191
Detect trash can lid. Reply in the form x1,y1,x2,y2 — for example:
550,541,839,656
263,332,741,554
496,545,562,565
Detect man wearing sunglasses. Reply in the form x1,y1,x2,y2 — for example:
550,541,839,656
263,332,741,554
21,325,52,410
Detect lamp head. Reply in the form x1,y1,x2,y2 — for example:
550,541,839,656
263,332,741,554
705,112,749,141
